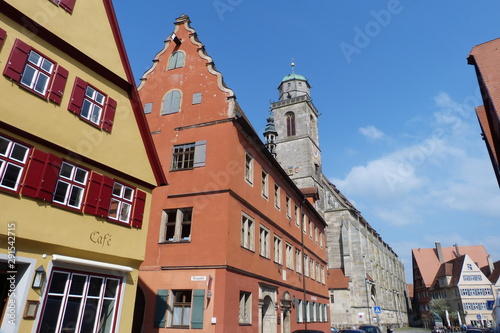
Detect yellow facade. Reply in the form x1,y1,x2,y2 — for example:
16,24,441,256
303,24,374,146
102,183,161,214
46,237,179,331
0,1,165,332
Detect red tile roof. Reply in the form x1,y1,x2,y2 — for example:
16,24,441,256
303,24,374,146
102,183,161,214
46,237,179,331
328,268,350,289
412,245,489,287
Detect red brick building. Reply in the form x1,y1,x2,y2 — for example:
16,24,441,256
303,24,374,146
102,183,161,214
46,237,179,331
133,15,330,333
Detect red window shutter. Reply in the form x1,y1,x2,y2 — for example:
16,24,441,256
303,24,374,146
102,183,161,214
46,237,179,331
38,154,62,202
131,190,147,228
0,28,6,49
98,176,114,217
21,149,49,198
102,97,117,133
84,172,103,215
59,0,76,14
48,65,68,105
3,39,30,82
68,77,87,115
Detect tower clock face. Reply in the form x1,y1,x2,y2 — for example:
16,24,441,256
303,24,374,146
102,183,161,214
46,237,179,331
313,148,319,159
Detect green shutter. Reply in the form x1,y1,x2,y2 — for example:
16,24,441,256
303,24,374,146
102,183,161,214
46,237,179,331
153,289,168,328
191,289,205,329
296,300,300,322
193,141,207,168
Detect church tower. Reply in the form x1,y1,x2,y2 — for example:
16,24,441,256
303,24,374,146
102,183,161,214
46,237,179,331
268,64,323,196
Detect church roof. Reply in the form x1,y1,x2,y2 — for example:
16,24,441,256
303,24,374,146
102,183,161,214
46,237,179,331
281,73,308,82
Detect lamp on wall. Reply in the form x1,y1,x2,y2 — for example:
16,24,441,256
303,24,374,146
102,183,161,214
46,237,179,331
32,265,45,289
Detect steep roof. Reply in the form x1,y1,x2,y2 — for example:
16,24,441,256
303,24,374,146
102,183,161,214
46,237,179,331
328,268,350,290
412,245,490,288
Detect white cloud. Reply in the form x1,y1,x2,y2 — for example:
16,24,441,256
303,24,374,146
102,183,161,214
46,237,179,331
359,125,385,140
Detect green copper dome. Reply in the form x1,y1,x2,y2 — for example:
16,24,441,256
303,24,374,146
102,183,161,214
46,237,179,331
281,73,307,82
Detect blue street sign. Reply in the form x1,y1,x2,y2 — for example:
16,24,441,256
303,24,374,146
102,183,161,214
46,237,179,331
374,306,382,314
477,314,482,320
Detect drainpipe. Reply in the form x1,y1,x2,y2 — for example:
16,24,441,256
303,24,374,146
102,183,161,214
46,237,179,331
301,200,308,330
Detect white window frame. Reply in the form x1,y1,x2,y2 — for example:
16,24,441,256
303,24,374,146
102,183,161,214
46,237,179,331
38,269,121,333
241,213,254,251
80,85,106,125
261,170,268,199
245,153,254,185
304,254,309,277
0,136,29,192
52,162,88,210
169,290,192,328
20,50,54,96
259,225,270,259
108,182,134,223
286,243,294,270
273,235,282,264
295,205,300,227
274,183,280,210
239,291,252,324
286,196,291,219
296,249,302,274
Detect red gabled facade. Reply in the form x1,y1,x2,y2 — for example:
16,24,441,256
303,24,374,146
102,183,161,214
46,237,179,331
135,14,330,333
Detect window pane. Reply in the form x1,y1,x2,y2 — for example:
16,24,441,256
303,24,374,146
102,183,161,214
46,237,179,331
0,137,9,155
112,183,122,197
49,272,70,294
81,99,92,119
182,307,191,326
99,299,116,333
69,275,87,295
123,187,134,201
41,58,54,73
88,277,103,297
74,168,87,184
60,163,74,179
28,51,41,65
105,279,119,298
95,92,105,105
1,164,22,189
21,65,36,87
34,72,50,94
10,143,28,162
90,105,102,124
118,202,131,222
86,86,96,98
39,295,64,332
173,307,183,325
53,181,70,204
80,298,99,333
61,296,83,332
108,199,119,219
68,186,84,208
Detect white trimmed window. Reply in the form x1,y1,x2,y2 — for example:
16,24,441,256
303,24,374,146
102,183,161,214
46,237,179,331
239,291,252,324
286,196,291,218
304,254,309,277
80,85,105,125
259,226,270,258
245,153,254,185
286,243,294,270
273,235,282,264
241,213,254,251
0,136,30,192
53,162,88,210
302,214,307,234
274,183,280,209
295,205,300,227
310,258,315,280
38,270,121,333
170,290,192,327
108,182,134,223
261,170,268,198
296,249,302,274
20,50,54,95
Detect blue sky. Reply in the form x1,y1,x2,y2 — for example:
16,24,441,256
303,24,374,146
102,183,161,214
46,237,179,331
114,1,500,282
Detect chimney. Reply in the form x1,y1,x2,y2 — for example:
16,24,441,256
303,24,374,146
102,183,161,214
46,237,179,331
435,242,444,263
454,243,460,257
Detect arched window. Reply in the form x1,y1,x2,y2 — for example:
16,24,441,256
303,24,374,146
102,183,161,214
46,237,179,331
286,112,296,137
161,90,181,115
167,51,185,70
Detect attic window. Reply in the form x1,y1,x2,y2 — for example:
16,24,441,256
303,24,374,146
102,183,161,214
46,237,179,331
171,33,182,45
168,51,185,70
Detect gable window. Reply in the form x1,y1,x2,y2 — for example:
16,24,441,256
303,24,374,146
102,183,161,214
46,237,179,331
0,135,30,193
170,290,191,328
68,78,116,132
168,51,185,70
108,182,134,224
259,226,270,259
192,93,202,105
244,153,254,185
286,112,296,136
261,170,268,199
241,213,254,251
38,270,121,333
239,291,252,324
4,39,68,103
161,90,181,115
52,162,88,210
160,208,192,242
171,141,206,171
273,235,282,264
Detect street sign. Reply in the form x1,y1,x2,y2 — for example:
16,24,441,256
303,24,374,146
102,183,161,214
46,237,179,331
477,314,482,320
374,306,382,314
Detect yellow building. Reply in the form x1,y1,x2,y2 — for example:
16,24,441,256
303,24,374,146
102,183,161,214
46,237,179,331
0,1,166,332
